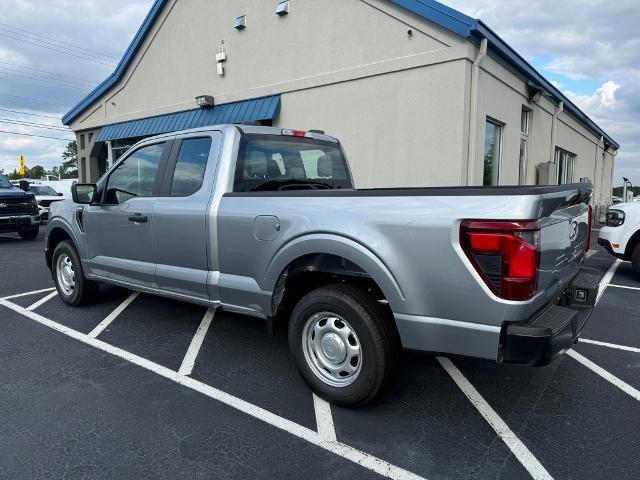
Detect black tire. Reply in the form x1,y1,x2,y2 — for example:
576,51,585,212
632,243,640,277
18,227,39,240
288,284,401,407
52,240,99,307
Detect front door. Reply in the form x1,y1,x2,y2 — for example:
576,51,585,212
84,141,169,288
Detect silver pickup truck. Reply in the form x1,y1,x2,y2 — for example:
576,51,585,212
46,125,599,406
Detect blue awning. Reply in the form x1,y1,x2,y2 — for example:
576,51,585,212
95,95,280,142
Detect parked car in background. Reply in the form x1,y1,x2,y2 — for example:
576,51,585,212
41,174,61,182
46,125,600,406
26,184,65,221
0,174,40,239
599,202,640,275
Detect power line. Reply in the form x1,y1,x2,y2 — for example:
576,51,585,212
0,21,118,62
0,31,116,67
0,118,70,132
0,129,72,141
0,61,97,86
0,107,61,120
0,67,90,91
0,92,70,107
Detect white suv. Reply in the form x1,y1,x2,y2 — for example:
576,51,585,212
599,202,640,274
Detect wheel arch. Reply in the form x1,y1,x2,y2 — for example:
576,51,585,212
264,234,405,316
624,227,640,260
46,220,80,270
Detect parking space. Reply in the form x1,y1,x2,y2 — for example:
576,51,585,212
1,230,639,479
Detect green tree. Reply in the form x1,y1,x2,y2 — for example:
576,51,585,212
29,165,46,179
60,141,78,179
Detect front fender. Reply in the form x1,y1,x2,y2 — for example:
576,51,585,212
262,233,406,312
46,215,86,267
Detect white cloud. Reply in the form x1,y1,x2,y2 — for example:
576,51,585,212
443,0,640,185
566,81,620,111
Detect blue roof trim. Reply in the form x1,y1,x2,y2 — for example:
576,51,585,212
94,95,281,142
390,0,618,149
62,0,169,125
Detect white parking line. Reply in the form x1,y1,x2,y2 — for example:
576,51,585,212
313,394,337,442
178,307,216,376
586,250,598,258
567,350,640,402
88,291,139,338
596,259,622,304
26,290,58,311
0,287,55,301
608,284,640,292
0,299,424,480
580,338,640,354
437,357,554,480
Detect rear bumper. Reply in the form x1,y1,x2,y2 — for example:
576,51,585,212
501,268,601,366
0,214,40,232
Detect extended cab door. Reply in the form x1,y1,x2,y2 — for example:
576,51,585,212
84,140,171,288
152,131,222,302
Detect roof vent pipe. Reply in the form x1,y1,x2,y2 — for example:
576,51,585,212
466,37,488,186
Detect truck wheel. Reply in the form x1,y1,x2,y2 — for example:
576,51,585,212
52,240,99,307
18,227,39,240
289,284,400,407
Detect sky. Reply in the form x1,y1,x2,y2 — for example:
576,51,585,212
0,0,637,186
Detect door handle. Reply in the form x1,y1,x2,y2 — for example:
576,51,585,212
128,214,148,223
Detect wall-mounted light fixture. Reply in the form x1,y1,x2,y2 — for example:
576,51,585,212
276,1,289,16
195,95,215,108
234,15,247,30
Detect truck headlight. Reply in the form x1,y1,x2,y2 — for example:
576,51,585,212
605,209,625,227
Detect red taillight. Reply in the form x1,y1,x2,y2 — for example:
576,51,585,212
461,220,540,301
585,205,593,252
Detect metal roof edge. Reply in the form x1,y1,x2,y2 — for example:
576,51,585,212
390,1,618,149
472,21,619,149
62,0,169,125
389,0,477,37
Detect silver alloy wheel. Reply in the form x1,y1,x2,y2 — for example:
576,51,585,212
302,312,362,387
55,253,75,296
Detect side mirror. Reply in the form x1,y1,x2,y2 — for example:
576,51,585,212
57,192,64,196
19,180,29,191
72,183,97,204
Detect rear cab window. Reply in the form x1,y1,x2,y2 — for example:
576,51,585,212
233,134,353,192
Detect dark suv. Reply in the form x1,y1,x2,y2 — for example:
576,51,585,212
0,174,40,240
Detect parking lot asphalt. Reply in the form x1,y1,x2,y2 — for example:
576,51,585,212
1,228,639,480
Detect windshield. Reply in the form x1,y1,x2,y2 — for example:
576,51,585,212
233,134,353,192
29,185,58,196
0,175,13,189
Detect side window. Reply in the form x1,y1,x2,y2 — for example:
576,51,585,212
171,138,212,196
105,143,164,204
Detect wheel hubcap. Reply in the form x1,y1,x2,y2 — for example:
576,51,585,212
302,312,362,387
55,254,75,296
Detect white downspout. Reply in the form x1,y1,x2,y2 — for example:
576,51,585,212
466,37,488,186
550,100,564,165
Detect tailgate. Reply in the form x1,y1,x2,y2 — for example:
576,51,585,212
538,188,591,296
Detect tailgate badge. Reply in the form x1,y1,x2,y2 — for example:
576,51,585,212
0,203,7,208
569,221,578,241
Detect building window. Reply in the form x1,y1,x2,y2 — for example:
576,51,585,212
79,134,85,150
80,157,86,181
88,132,93,143
555,147,576,184
483,119,502,186
519,107,531,185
